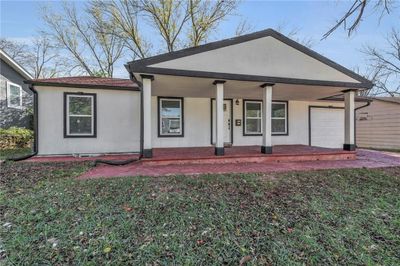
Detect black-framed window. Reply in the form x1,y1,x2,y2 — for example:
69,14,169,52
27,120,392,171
158,97,184,137
244,101,262,135
271,102,288,134
243,100,288,136
64,93,97,138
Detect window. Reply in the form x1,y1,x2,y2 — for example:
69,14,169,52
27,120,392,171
243,100,288,136
158,97,183,137
244,101,262,135
7,81,22,108
271,102,287,135
64,93,96,137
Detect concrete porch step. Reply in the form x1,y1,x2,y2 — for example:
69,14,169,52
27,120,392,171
140,151,357,166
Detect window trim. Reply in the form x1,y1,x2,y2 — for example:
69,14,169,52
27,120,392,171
157,96,184,137
63,92,97,138
243,100,263,136
242,99,289,136
6,81,23,109
271,101,289,136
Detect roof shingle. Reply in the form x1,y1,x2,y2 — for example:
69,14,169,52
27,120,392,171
26,76,139,90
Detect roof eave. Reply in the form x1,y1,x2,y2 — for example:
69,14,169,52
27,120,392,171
129,66,372,89
25,80,140,91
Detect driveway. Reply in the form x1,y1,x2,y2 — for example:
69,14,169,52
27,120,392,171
79,149,400,179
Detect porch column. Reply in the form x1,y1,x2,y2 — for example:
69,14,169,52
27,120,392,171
261,83,274,154
214,80,226,156
343,89,356,151
141,74,154,158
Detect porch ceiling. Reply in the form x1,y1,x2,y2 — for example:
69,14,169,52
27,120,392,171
146,74,358,101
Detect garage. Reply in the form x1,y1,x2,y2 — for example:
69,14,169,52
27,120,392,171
309,107,344,149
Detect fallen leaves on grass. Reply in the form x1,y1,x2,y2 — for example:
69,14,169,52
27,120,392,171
239,255,252,265
103,246,112,253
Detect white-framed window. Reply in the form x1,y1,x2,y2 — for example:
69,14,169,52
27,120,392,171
271,102,288,135
244,101,262,135
243,100,288,135
64,93,96,137
158,97,183,137
6,81,23,108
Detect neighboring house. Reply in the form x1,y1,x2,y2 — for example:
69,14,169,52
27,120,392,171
0,49,33,128
26,29,372,157
356,97,400,150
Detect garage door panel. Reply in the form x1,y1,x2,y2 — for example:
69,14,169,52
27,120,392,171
311,108,344,148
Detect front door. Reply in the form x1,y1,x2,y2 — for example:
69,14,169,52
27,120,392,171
212,99,232,145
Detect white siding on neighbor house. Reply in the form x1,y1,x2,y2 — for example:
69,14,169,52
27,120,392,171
37,86,140,155
356,100,400,149
151,97,344,148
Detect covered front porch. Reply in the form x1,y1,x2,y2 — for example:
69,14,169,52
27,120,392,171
137,73,359,158
127,29,372,159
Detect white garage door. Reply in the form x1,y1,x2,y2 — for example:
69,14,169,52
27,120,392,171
310,107,344,148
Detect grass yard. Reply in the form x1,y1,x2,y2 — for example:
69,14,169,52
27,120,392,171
1,162,400,265
0,148,32,160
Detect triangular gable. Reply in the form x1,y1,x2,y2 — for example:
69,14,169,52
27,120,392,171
128,29,372,88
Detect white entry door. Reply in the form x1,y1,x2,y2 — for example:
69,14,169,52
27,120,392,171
310,107,344,148
212,99,232,144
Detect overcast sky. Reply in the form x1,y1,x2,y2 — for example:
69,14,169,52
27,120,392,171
1,0,399,78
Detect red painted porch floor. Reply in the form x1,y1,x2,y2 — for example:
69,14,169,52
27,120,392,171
27,145,351,164
142,145,355,165
77,147,400,179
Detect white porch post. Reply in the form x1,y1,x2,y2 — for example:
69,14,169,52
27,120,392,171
261,83,274,154
214,80,226,156
343,89,356,151
141,74,154,158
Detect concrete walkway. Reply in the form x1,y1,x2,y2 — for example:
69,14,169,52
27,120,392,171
78,149,400,179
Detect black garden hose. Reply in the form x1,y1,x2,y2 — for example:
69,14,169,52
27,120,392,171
92,157,142,166
5,152,37,162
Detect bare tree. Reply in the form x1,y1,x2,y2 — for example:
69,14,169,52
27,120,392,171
234,19,254,37
323,0,396,39
187,0,237,47
362,29,400,96
28,34,62,78
0,35,65,79
0,38,30,64
91,0,150,60
275,23,314,48
42,1,125,77
141,0,190,52
92,0,238,57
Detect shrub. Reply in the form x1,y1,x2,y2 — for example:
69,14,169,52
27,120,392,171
0,127,33,150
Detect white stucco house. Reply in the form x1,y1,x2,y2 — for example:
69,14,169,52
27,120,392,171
25,29,372,158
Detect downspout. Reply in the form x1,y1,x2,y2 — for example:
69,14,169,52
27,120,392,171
8,84,38,161
354,100,372,147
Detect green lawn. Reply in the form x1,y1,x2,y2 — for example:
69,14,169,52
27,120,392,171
1,162,399,265
0,148,32,160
